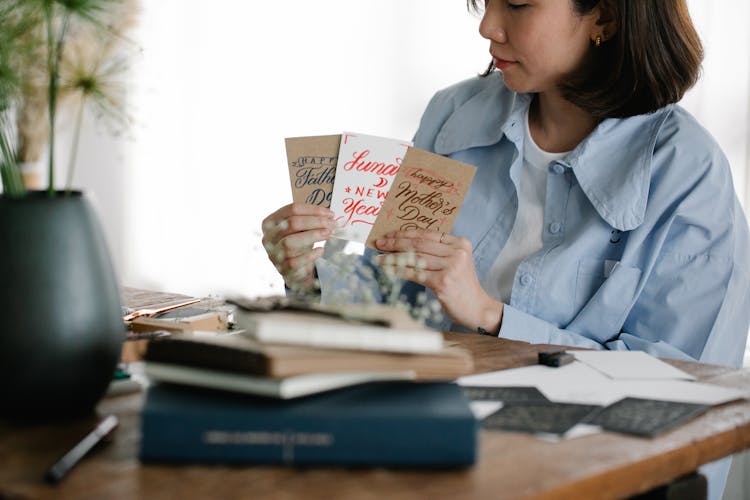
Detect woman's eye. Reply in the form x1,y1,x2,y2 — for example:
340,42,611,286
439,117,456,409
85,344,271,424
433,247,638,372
507,2,527,9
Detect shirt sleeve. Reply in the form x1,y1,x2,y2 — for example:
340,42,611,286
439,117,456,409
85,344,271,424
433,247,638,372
499,198,750,368
499,304,701,362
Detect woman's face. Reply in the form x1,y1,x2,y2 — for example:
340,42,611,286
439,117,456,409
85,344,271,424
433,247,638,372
479,0,599,94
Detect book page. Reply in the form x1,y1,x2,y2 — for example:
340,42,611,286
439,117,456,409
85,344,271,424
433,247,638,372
121,287,199,313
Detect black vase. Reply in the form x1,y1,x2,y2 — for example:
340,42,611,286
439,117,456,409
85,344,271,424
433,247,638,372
0,191,124,419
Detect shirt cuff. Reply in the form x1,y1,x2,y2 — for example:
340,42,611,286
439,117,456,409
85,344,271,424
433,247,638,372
498,304,604,350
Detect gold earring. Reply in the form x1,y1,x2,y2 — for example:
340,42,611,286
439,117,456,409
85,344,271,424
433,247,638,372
595,35,602,47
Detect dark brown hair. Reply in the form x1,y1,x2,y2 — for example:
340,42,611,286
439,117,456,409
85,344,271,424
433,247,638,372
467,0,704,118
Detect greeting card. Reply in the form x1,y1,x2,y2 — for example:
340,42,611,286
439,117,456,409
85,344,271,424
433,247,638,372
365,147,476,249
284,135,341,208
329,132,411,243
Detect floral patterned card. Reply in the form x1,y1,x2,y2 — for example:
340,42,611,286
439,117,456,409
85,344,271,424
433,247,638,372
284,135,341,208
329,132,411,243
365,147,476,250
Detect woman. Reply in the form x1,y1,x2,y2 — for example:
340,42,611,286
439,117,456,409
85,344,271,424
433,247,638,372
264,0,749,369
264,4,749,494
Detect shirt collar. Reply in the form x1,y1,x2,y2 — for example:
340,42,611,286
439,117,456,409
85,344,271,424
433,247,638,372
433,74,674,231
434,74,530,155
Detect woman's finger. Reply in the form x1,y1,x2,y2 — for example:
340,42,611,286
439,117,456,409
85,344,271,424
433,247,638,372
262,204,334,235
385,229,459,245
263,214,336,239
374,234,453,257
283,246,325,273
264,203,334,224
380,264,436,286
385,228,437,239
275,228,331,253
376,251,445,271
283,216,337,238
264,227,330,265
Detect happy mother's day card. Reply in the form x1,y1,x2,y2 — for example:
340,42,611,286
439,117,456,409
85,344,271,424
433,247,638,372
365,147,476,249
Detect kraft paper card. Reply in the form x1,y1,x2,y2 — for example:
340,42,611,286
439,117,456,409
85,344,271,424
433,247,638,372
365,147,476,249
284,135,341,208
329,132,411,243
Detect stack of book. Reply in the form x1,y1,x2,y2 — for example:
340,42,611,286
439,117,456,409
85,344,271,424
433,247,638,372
121,287,229,363
139,297,477,467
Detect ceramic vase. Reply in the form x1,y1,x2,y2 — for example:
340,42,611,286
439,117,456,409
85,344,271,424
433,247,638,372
0,191,124,419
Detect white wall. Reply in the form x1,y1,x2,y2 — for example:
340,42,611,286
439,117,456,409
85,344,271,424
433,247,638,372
104,0,487,298
682,0,750,211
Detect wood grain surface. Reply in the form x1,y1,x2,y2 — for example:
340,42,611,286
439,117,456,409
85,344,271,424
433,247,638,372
1,333,748,500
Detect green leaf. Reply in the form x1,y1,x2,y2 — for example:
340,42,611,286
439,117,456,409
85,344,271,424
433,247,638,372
0,0,132,196
54,0,118,27
0,113,25,198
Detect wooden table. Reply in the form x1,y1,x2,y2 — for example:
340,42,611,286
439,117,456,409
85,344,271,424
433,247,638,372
2,333,749,499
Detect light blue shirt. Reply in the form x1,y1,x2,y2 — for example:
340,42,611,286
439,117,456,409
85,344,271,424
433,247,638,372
318,72,750,368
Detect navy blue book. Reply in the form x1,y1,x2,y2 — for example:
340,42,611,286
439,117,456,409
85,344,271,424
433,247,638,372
140,381,477,467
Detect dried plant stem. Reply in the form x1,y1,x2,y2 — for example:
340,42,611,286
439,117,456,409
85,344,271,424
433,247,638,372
65,97,86,194
45,4,56,196
45,4,70,196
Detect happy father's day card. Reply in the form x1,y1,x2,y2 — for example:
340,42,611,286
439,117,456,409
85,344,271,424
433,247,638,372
284,135,341,208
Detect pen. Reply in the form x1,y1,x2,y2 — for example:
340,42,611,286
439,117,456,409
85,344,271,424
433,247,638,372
45,414,119,484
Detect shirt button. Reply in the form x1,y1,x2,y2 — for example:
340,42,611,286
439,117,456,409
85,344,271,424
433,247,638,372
549,222,562,234
550,163,565,175
520,273,534,286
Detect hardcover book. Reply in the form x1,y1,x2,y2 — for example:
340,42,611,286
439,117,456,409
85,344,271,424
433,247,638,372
129,307,228,333
140,381,477,466
121,287,201,321
143,332,473,380
228,296,444,354
144,362,416,399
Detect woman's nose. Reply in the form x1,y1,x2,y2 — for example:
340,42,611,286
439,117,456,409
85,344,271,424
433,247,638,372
478,3,507,43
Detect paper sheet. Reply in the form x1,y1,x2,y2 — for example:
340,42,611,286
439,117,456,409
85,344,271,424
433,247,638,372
572,351,696,381
469,401,503,420
457,362,745,407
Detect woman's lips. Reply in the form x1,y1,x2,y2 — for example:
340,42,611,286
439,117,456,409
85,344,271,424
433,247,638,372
493,57,516,70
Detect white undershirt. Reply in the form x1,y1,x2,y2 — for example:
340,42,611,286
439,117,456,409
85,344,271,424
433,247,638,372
483,109,569,303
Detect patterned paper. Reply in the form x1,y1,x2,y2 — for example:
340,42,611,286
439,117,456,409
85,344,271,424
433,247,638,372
329,132,411,243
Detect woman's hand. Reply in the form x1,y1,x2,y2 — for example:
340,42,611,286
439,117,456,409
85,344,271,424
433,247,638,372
261,203,336,291
375,229,504,333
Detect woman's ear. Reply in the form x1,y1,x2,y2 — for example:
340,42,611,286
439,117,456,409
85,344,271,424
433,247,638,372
595,0,618,41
